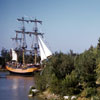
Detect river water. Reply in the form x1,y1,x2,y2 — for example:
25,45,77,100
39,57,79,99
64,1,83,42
0,72,43,100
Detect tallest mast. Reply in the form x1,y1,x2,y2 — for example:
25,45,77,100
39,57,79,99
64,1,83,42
29,19,42,64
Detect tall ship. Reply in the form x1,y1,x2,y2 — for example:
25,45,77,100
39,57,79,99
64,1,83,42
6,17,52,75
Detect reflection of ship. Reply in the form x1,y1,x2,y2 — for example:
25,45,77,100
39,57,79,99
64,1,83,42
6,17,52,75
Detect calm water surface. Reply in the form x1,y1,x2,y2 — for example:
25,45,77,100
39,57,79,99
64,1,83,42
0,72,43,100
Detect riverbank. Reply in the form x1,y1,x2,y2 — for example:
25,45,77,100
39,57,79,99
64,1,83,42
38,89,62,100
38,90,98,100
0,68,7,72
37,88,100,100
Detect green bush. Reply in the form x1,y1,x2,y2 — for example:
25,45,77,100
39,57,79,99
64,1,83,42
61,71,80,96
81,87,97,97
50,74,62,94
35,73,47,92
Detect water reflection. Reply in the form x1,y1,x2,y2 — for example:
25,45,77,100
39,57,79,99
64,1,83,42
0,72,43,100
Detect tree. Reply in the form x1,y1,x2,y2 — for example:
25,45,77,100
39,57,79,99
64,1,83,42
61,71,80,96
46,52,75,79
75,49,97,88
1,48,11,68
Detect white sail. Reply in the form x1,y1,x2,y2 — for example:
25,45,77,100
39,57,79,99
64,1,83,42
12,49,17,61
38,36,52,61
38,40,47,61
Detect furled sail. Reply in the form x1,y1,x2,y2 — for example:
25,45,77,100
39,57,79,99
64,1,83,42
38,36,52,61
11,49,17,61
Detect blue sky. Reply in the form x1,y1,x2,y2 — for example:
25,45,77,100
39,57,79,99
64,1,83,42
0,0,100,53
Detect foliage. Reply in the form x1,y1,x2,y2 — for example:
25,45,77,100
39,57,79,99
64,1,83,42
35,73,47,92
81,87,97,97
46,52,75,79
96,38,100,83
35,38,100,98
1,48,11,62
35,52,78,95
0,48,11,68
75,49,97,88
49,73,62,94
61,71,80,96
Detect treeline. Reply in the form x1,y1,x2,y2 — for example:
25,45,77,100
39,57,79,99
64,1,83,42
35,38,100,99
0,48,11,68
0,48,40,68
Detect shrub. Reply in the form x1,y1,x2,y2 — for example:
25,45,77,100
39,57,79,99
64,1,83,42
35,73,47,92
81,87,97,97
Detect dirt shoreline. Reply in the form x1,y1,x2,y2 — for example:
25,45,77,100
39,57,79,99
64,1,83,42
38,89,61,100
0,69,7,72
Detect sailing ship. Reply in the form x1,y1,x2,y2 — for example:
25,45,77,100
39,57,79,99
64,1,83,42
6,17,52,75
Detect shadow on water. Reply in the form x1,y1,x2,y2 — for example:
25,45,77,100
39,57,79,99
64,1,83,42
0,72,44,100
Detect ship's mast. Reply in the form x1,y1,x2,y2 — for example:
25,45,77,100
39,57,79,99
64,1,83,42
15,17,43,65
11,33,22,64
15,17,28,66
20,18,43,64
11,32,22,49
29,19,43,64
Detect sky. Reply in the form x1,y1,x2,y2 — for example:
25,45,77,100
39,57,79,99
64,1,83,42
0,0,100,54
